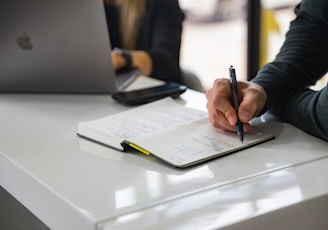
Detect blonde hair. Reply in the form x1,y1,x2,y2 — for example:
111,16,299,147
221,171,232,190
116,0,146,50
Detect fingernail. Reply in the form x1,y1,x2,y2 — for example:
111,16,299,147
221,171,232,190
227,116,235,126
240,111,252,121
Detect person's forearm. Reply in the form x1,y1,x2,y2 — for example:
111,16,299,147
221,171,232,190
252,4,328,111
111,50,152,76
281,86,328,141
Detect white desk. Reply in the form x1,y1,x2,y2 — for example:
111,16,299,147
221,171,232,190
1,77,328,230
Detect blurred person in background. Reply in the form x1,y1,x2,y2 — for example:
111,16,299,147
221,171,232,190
104,0,184,83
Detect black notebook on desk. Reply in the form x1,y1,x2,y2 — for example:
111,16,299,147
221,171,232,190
77,98,274,168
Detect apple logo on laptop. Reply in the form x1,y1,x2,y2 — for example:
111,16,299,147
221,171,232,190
16,33,33,50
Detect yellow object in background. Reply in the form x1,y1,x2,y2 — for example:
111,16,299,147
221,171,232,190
260,9,280,68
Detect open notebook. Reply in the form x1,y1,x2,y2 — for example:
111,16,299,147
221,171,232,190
77,98,274,168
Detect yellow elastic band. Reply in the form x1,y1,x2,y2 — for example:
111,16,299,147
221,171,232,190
128,142,151,156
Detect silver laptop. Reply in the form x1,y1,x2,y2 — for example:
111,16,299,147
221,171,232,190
0,0,138,93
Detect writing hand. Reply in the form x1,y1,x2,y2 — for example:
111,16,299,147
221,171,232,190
206,78,267,132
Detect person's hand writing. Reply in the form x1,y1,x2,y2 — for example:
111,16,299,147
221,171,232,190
206,78,267,132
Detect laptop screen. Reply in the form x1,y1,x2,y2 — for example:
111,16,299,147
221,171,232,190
0,0,136,93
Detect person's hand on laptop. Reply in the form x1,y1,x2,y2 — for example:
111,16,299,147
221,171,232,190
111,49,152,76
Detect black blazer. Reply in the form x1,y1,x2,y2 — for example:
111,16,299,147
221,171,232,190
105,0,185,83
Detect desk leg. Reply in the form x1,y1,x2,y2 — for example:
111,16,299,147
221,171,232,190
0,186,49,230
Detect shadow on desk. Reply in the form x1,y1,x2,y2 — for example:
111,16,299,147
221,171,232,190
0,186,49,230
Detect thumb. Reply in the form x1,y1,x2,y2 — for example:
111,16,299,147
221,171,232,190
238,96,257,123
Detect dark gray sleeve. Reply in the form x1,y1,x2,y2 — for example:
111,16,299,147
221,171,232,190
281,84,328,141
252,0,328,110
250,0,328,141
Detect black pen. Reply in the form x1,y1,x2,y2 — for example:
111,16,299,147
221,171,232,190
229,66,244,143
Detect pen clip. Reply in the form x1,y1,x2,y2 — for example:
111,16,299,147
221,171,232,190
229,66,240,112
